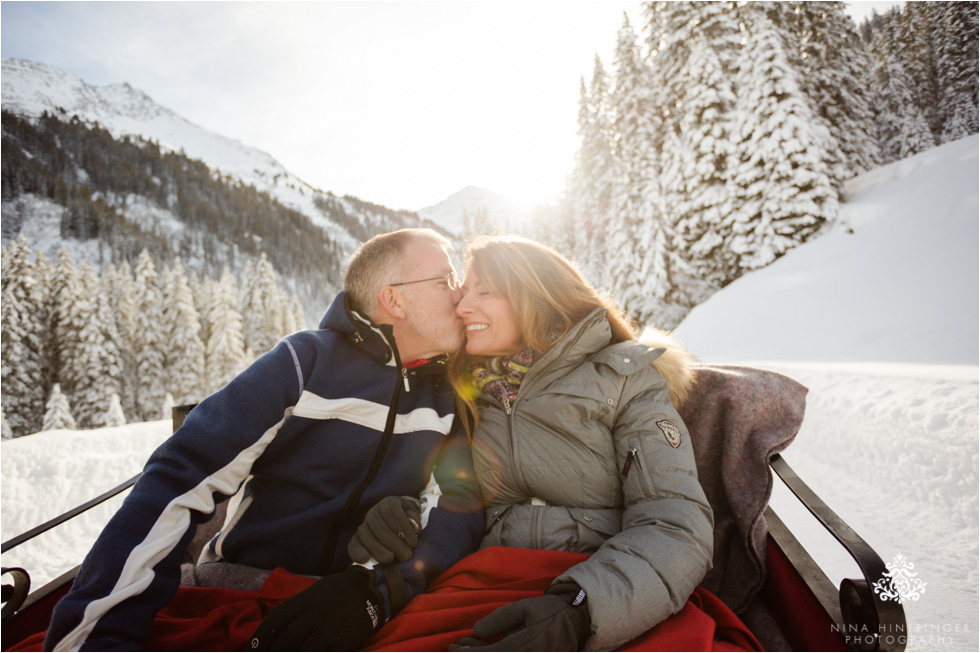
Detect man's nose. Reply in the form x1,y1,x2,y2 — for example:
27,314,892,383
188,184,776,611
456,293,470,315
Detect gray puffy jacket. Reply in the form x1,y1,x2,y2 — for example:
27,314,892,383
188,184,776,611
472,308,714,651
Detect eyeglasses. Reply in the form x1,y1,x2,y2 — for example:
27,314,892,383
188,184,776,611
390,271,461,291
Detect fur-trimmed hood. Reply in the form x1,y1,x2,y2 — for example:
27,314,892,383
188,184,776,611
640,327,696,409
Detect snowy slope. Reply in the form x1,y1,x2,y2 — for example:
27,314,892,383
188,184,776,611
417,185,529,236
1,58,356,249
675,135,979,365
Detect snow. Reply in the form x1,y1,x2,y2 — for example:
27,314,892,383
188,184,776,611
1,137,977,651
674,135,979,651
1,421,172,587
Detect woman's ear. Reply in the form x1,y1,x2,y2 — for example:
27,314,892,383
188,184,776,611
377,285,407,321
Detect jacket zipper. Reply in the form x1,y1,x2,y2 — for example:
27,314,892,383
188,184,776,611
319,326,407,574
621,447,640,478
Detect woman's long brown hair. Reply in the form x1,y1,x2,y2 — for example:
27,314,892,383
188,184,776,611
450,236,637,436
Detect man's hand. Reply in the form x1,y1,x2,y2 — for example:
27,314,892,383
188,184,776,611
449,583,591,651
348,496,422,564
250,566,385,651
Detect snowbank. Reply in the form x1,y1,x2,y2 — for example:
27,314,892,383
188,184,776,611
1,421,172,587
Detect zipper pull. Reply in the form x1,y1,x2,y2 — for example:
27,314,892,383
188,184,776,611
401,367,410,392
621,448,640,478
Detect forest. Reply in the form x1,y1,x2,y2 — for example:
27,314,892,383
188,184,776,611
524,1,978,327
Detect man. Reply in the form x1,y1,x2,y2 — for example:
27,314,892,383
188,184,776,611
45,229,485,651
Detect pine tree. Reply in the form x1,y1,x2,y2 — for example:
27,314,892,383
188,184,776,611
161,258,205,405
104,392,127,427
1,410,13,440
63,263,121,428
106,261,139,421
899,1,943,139
793,1,881,180
241,253,285,356
0,238,47,436
161,392,175,421
42,383,77,431
33,250,56,398
730,10,837,270
870,8,936,163
132,249,167,421
933,1,979,142
206,268,248,395
50,246,80,393
568,57,619,291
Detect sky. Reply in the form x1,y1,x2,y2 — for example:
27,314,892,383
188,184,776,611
1,1,900,212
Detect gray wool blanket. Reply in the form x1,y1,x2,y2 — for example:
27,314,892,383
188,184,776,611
678,364,808,614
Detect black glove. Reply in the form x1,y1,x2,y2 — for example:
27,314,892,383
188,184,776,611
250,565,386,651
348,496,422,564
449,582,591,652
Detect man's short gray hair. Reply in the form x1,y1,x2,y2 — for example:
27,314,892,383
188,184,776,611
344,228,452,315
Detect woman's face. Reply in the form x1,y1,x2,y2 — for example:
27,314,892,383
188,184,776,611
457,266,525,357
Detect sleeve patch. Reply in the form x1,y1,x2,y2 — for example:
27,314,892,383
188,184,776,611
657,420,681,448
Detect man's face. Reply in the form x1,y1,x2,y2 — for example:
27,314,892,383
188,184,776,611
394,239,464,360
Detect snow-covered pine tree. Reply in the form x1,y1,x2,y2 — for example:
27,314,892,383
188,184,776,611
42,383,77,431
50,246,81,395
792,1,881,180
63,263,121,428
1,410,12,440
290,293,307,332
899,1,943,140
132,249,167,421
161,258,205,405
191,270,214,349
241,253,286,356
161,392,175,421
608,11,695,326
568,57,619,291
932,1,979,143
106,261,139,421
870,8,936,163
32,250,56,395
0,238,48,436
206,268,248,395
730,10,838,271
652,2,742,288
104,392,127,427
608,13,649,315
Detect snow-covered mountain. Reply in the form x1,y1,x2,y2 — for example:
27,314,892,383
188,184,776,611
417,185,529,237
1,58,433,320
1,58,357,246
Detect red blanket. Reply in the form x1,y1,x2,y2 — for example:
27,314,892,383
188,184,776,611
14,548,761,652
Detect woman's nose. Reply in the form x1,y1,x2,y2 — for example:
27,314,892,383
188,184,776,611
456,294,471,315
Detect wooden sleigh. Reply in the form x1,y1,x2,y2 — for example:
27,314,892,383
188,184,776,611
2,366,907,651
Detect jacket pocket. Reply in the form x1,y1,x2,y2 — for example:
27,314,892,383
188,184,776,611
622,435,657,500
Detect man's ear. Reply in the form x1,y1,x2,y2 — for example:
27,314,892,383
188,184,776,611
376,285,407,321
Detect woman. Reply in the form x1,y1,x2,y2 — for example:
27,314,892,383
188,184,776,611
355,235,715,651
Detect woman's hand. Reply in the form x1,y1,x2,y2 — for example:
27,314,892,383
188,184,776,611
450,583,590,651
